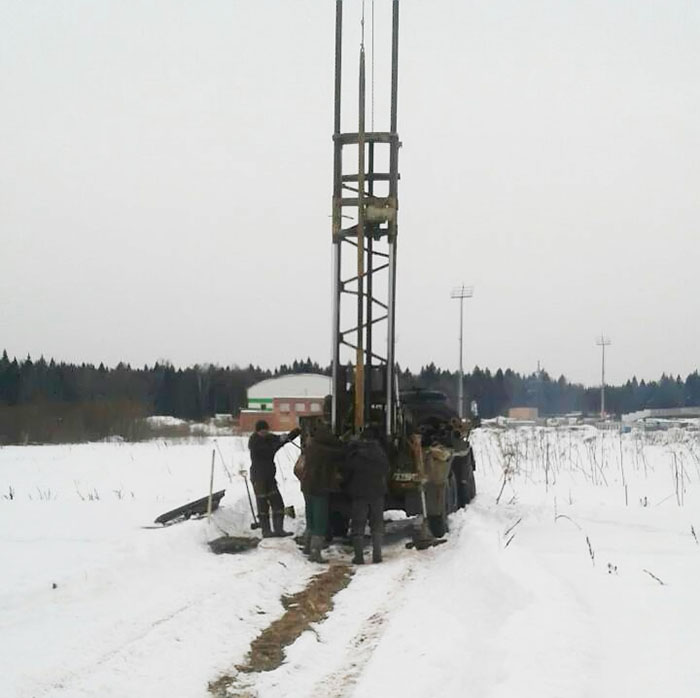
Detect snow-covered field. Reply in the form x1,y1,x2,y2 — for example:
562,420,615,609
1,427,699,697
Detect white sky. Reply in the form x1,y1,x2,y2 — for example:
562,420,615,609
1,0,698,386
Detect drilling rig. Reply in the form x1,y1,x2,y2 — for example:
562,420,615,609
329,0,399,441
309,0,476,542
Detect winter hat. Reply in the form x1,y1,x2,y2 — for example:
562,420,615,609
255,419,270,432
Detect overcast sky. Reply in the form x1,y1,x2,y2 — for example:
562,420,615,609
1,0,698,386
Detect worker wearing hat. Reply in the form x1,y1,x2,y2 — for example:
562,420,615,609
248,419,300,537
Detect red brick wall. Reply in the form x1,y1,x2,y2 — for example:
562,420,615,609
239,397,324,433
238,410,284,433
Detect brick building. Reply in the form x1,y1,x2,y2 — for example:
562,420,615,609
238,373,332,432
508,406,539,421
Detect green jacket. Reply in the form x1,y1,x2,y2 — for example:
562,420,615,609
302,427,345,496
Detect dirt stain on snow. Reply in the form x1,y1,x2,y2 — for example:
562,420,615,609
208,563,354,697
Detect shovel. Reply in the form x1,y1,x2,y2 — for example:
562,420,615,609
240,470,260,530
241,470,295,529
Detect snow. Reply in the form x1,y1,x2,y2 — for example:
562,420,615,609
1,427,699,697
144,415,189,427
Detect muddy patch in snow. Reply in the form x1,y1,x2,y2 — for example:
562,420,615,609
209,563,354,696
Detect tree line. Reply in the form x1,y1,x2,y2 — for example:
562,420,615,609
0,352,324,443
1,350,699,443
405,363,700,419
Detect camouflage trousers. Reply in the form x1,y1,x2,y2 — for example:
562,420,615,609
252,478,284,517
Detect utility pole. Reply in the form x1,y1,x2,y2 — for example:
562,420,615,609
595,335,612,418
451,284,474,419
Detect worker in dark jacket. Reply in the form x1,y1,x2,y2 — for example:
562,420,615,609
344,431,390,564
301,423,345,563
248,420,300,537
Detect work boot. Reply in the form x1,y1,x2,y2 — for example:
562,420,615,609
272,512,293,538
302,530,312,556
309,535,327,564
372,534,383,563
260,515,273,538
352,536,365,565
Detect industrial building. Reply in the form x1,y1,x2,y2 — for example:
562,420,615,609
621,407,700,425
238,373,332,432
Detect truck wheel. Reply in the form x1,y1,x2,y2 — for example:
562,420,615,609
454,455,471,508
446,469,458,514
428,513,447,538
465,466,477,503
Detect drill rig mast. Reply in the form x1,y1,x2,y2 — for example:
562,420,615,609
323,2,477,542
331,0,400,439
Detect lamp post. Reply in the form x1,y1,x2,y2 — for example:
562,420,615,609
451,284,474,419
595,334,612,418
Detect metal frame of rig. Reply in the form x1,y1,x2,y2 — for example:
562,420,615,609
330,0,400,439
326,1,477,542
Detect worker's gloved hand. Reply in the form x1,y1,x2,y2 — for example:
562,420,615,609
286,427,302,442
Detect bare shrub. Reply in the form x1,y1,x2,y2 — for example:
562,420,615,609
0,399,148,444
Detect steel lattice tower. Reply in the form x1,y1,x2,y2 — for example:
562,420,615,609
330,0,400,438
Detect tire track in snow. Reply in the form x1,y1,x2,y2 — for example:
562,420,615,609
35,547,314,698
310,562,418,698
232,541,422,698
325,503,599,698
39,575,246,696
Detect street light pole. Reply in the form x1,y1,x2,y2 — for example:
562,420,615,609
595,334,612,418
451,284,474,419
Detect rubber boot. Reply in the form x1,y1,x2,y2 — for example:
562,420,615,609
272,512,293,538
260,515,273,538
352,536,365,565
372,534,383,563
309,535,327,564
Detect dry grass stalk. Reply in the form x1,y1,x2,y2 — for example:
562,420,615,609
642,568,666,586
586,536,595,567
504,517,523,538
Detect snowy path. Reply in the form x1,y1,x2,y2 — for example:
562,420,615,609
2,428,700,697
236,536,422,698
237,504,597,698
